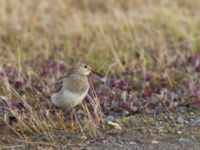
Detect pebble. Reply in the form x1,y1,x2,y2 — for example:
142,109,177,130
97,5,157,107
177,131,182,134
177,107,188,113
108,121,122,130
177,116,184,124
105,115,115,122
79,135,87,141
39,135,48,141
130,141,137,145
132,106,138,112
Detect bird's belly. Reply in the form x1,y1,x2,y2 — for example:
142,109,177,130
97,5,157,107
51,89,88,108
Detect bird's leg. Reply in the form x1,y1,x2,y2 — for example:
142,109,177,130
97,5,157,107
64,108,72,120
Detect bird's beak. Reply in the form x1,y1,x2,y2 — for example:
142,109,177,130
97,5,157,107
87,65,103,77
91,70,103,77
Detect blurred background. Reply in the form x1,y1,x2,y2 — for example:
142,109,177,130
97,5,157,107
0,0,200,71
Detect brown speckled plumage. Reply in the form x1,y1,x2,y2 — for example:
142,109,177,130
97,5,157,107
52,64,90,94
53,73,89,94
51,63,100,109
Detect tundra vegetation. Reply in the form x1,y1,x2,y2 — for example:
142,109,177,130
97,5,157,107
0,0,199,149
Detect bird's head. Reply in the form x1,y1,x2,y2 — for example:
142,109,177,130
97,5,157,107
74,63,102,77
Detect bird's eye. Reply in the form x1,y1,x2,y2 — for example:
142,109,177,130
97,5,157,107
84,65,87,68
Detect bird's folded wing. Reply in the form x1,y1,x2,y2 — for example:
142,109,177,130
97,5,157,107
52,68,73,94
52,77,64,93
51,66,77,94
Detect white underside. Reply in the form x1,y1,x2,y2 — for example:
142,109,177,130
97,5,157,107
51,89,89,108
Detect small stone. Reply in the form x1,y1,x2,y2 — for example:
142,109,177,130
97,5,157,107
177,107,188,113
130,141,137,145
132,106,138,112
164,114,168,120
184,120,189,124
177,116,184,124
108,121,122,130
100,77,107,83
40,135,48,141
150,140,159,144
177,131,182,134
178,138,187,142
105,115,114,122
79,135,87,141
122,110,130,116
190,112,194,115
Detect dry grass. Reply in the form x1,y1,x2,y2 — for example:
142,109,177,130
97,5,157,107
0,0,200,148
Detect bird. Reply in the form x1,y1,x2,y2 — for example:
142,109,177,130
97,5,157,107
51,63,102,109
